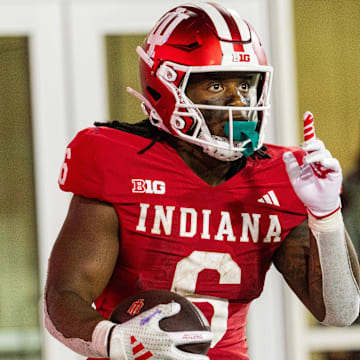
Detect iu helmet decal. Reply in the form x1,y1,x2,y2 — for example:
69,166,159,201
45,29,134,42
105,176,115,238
127,2,273,160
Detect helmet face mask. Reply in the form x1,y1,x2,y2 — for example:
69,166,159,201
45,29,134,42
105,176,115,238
129,2,273,161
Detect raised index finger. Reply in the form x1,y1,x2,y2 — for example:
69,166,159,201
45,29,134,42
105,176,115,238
303,111,316,142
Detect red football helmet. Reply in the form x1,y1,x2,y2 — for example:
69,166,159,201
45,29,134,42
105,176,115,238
128,2,273,160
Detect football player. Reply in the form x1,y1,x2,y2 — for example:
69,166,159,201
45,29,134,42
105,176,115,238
44,2,360,360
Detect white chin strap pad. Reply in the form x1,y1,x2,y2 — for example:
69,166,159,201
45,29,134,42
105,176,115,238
308,210,360,326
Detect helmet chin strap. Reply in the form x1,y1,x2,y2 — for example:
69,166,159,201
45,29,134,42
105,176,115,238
201,139,245,161
198,123,247,161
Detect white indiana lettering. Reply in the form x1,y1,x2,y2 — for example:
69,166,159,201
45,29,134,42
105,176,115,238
180,207,197,238
201,209,211,240
240,213,261,243
215,211,236,241
264,214,281,242
136,203,150,232
136,204,282,243
151,205,175,235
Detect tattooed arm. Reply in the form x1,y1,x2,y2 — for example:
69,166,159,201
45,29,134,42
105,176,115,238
273,220,325,320
273,219,360,322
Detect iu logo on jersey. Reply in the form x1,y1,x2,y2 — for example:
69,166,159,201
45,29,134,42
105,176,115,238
132,179,166,194
127,298,145,316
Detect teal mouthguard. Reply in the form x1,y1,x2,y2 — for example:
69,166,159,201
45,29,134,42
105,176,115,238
224,121,259,157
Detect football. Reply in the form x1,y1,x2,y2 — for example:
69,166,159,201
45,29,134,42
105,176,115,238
109,289,211,355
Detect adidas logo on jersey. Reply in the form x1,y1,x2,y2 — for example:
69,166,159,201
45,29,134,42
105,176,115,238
257,190,280,207
130,336,153,359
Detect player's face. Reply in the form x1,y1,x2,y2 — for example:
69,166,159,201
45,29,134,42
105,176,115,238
185,72,253,137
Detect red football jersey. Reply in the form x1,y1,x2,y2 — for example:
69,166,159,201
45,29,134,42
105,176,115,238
59,126,307,360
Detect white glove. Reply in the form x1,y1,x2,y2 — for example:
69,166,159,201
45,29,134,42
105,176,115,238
109,302,212,360
283,111,342,218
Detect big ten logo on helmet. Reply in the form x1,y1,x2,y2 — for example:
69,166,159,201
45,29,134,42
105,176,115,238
127,298,145,316
132,179,166,195
232,53,250,62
